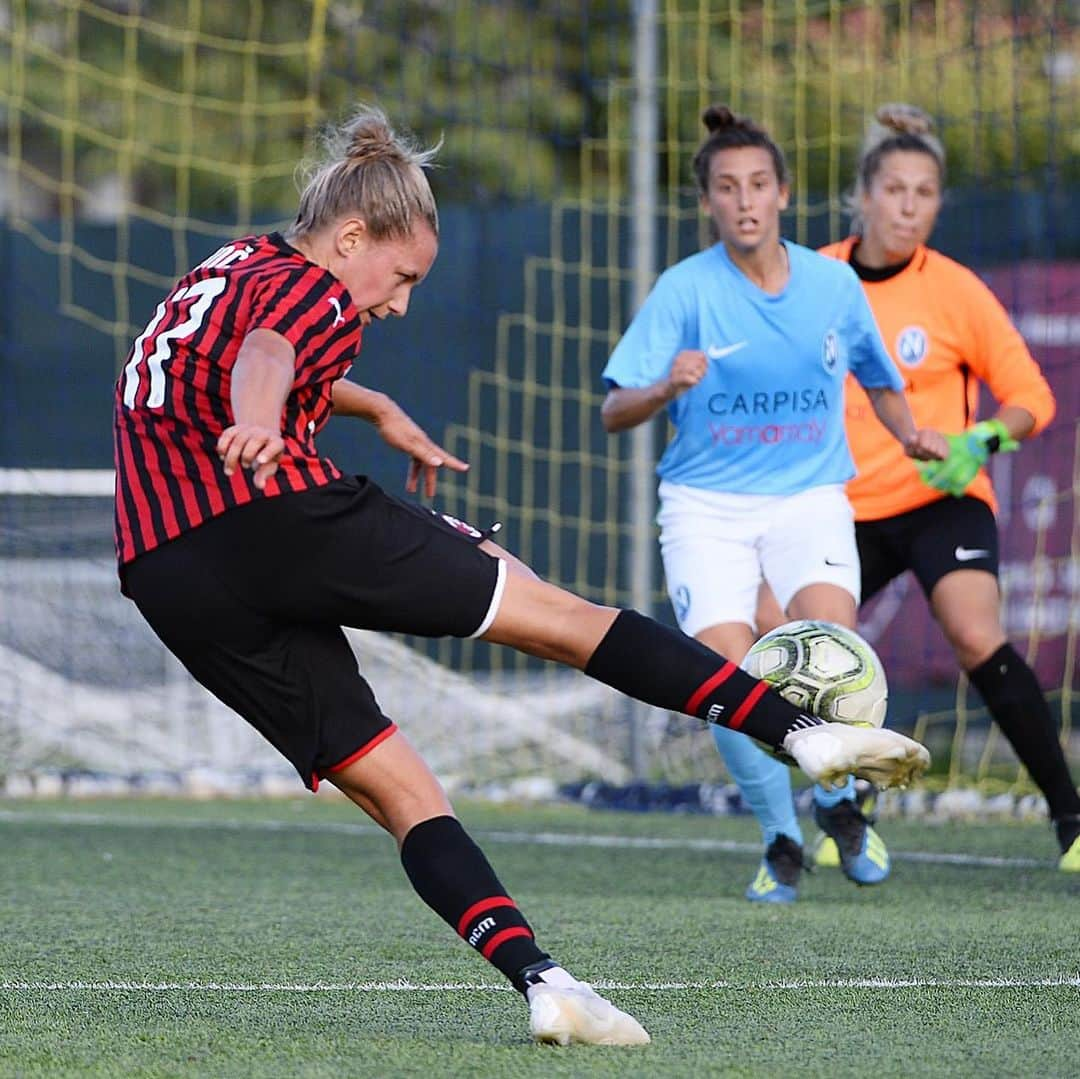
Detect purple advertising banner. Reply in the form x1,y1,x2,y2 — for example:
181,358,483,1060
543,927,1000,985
859,261,1080,694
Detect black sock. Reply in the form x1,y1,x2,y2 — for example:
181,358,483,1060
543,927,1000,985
584,609,821,750
967,644,1080,833
400,815,549,986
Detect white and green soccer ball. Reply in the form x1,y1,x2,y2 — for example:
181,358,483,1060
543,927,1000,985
741,619,888,728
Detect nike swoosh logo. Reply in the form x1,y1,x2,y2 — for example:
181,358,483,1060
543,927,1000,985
706,341,749,360
955,546,990,562
824,558,850,567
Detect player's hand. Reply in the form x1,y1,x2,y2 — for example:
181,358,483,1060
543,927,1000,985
373,400,469,498
217,424,285,490
916,419,1019,497
666,350,708,396
901,427,949,462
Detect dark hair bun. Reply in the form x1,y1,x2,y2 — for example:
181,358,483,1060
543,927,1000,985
702,104,737,133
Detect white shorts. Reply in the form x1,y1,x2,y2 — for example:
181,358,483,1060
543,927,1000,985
657,481,860,636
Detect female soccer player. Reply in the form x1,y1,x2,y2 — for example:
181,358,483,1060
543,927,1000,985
114,104,930,1046
818,103,1080,872
601,105,946,905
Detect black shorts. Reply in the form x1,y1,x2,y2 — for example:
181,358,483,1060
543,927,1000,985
121,476,505,789
856,495,999,603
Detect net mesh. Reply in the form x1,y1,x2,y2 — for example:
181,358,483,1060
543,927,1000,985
430,1,1080,795
0,518,626,793
1,1,1077,804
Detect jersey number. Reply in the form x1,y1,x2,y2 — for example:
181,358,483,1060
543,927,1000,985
122,277,228,409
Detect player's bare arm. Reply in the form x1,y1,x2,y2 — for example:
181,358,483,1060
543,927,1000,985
864,385,948,461
330,378,396,420
331,377,469,497
217,327,294,489
601,348,707,432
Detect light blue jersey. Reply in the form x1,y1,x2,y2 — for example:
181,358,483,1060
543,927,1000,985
603,240,903,494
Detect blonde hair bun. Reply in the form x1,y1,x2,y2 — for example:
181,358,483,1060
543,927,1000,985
343,114,400,166
874,103,934,137
844,102,945,231
289,103,440,242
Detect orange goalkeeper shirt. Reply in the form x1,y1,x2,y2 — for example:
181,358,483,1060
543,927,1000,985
820,238,1056,521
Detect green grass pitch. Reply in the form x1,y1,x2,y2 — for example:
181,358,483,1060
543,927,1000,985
1,796,1077,1077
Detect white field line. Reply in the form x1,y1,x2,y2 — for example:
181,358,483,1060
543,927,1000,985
0,809,1051,869
1,977,1077,993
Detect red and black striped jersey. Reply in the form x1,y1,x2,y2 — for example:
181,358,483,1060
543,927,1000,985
114,232,361,565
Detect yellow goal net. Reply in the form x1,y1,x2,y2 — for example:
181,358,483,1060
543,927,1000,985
1,1,1076,808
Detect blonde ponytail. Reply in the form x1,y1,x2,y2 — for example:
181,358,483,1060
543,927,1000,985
289,104,440,242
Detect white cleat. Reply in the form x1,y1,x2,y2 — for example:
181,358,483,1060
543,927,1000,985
783,722,930,790
527,983,651,1046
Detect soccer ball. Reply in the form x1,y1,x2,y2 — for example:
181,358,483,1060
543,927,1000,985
741,619,888,728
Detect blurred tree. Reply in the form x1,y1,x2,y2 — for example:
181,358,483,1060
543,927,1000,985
0,0,1074,218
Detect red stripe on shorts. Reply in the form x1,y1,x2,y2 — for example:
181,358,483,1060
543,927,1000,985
321,723,399,778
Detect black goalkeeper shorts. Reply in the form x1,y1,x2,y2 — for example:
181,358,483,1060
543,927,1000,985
122,475,505,789
856,495,999,604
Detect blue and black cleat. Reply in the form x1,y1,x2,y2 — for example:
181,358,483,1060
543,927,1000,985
746,834,806,904
813,796,891,885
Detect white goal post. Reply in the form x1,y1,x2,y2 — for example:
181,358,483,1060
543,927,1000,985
1,469,650,797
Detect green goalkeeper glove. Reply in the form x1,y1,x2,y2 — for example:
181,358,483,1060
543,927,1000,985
916,419,1020,498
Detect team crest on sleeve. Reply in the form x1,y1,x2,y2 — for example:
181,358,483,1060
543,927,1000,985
896,325,928,366
821,330,840,373
440,513,483,539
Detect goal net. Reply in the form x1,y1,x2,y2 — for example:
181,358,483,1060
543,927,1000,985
0,470,633,794
1,2,1077,806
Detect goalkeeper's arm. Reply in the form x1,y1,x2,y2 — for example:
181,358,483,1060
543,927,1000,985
986,406,1036,447
917,406,1034,498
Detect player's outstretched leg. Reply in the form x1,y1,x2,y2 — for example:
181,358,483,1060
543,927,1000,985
484,574,931,792
580,610,930,791
782,722,928,790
